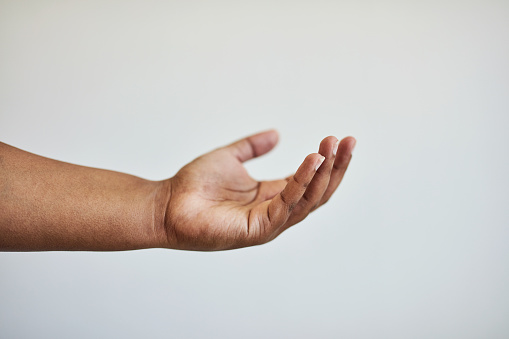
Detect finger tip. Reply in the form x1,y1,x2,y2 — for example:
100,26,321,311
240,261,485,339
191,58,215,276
319,136,339,157
302,153,325,172
341,136,356,149
257,129,280,149
265,129,279,144
322,135,339,144
303,152,324,167
332,137,356,161
348,137,356,152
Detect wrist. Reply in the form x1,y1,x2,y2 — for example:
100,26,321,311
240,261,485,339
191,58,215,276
152,178,173,249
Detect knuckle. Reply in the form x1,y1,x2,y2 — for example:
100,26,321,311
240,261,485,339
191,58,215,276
280,191,290,205
280,192,296,211
293,175,308,188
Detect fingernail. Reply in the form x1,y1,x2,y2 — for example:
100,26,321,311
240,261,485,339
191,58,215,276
315,155,325,170
351,140,356,153
332,140,340,156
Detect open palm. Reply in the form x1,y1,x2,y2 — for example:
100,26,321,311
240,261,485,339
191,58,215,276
163,130,355,251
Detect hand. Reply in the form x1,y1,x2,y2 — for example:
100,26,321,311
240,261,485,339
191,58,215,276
161,130,356,251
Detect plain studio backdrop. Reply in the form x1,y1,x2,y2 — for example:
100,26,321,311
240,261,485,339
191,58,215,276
1,1,508,338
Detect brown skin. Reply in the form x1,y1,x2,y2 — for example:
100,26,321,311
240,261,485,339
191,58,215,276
0,130,355,251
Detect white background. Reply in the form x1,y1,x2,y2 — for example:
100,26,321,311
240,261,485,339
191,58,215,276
1,1,508,338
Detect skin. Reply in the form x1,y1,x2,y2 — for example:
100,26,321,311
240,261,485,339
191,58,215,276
0,130,355,251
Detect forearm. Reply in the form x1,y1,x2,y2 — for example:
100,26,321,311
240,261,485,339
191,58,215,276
0,142,169,251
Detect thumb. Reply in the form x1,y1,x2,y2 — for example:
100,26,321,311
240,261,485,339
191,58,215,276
224,130,279,162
